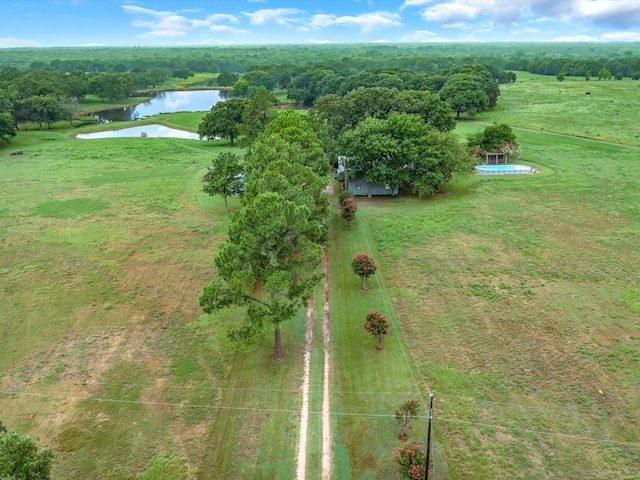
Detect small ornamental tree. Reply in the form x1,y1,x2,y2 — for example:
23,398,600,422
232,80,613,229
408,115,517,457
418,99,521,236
396,399,421,439
395,443,427,480
468,147,485,162
352,253,377,290
496,141,522,161
341,197,357,230
337,189,355,207
364,310,390,350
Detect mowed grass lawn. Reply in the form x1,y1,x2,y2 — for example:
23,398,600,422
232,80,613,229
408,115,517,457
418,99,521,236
325,74,639,479
331,125,640,477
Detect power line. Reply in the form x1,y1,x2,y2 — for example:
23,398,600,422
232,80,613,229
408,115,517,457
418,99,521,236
1,378,631,423
3,389,639,448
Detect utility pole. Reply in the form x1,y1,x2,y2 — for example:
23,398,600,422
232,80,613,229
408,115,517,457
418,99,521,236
424,393,434,480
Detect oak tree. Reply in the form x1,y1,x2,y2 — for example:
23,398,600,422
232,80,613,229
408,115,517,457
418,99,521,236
0,425,54,480
202,152,244,215
198,98,247,147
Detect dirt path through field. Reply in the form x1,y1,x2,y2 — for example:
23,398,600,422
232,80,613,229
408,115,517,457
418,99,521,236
297,182,334,480
295,304,314,480
295,250,332,480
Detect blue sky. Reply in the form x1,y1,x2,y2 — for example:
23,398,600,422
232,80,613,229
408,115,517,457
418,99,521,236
1,0,639,47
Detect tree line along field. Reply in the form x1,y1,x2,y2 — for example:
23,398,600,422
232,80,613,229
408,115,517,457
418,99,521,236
1,43,639,77
0,72,639,479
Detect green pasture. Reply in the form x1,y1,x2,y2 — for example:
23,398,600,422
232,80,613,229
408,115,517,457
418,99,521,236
325,74,639,477
0,115,304,478
1,73,639,479
476,71,640,147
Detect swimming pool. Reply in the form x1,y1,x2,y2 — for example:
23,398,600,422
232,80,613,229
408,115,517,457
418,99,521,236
76,124,202,140
475,164,535,175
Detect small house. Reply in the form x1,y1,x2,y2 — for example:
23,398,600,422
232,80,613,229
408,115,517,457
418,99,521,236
337,156,398,197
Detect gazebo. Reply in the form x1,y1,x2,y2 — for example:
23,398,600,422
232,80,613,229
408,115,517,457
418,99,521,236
483,152,508,165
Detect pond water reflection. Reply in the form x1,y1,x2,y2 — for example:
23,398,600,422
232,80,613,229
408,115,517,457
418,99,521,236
96,89,229,122
76,124,202,140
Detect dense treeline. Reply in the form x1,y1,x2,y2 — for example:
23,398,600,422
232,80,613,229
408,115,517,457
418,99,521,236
1,43,639,78
276,64,509,107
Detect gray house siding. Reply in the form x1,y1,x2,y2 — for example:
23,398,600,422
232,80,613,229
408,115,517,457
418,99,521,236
347,175,398,196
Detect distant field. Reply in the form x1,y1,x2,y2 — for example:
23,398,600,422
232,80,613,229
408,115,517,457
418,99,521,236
476,71,640,147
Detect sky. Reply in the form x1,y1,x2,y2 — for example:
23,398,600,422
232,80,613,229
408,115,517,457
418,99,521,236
1,0,639,48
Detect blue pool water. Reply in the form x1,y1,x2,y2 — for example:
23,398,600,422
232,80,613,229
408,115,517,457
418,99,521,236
475,164,534,175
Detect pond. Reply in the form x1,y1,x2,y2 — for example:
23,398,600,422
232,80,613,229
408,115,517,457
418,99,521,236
76,124,202,140
95,89,230,122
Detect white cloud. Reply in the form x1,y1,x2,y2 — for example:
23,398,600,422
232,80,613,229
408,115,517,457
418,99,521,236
242,8,304,26
442,22,473,29
123,5,242,39
413,0,640,31
121,5,173,18
205,14,239,24
138,29,187,39
399,29,447,42
600,31,640,42
420,3,478,24
577,0,640,28
308,14,334,29
551,34,598,42
0,36,40,47
308,12,402,33
209,25,250,35
400,0,436,9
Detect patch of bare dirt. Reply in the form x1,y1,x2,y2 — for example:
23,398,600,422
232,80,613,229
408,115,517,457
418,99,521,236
295,303,314,480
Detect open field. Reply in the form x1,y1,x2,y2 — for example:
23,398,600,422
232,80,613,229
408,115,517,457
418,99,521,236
476,71,640,147
1,72,639,478
0,125,310,478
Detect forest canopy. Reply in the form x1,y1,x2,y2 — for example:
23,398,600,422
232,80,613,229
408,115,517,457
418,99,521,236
1,43,639,78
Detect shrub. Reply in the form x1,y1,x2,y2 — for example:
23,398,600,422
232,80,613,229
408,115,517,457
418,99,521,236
396,400,421,439
496,141,521,161
341,197,357,230
337,189,355,207
395,443,427,480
